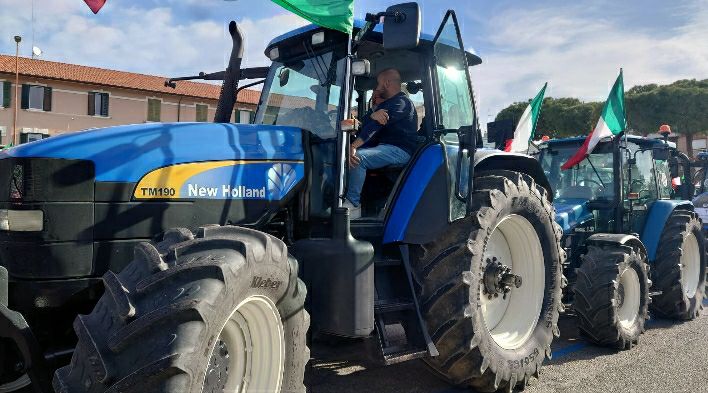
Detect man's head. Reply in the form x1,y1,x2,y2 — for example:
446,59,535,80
375,68,402,100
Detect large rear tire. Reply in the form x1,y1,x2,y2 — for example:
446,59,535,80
53,226,309,393
410,170,565,392
574,244,650,349
651,210,706,320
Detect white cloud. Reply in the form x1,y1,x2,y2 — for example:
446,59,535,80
0,0,308,79
469,2,708,123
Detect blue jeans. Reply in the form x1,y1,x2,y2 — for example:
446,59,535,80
346,144,410,206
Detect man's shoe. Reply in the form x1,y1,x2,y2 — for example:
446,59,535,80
342,200,362,219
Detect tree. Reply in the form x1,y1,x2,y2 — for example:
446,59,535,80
495,79,707,155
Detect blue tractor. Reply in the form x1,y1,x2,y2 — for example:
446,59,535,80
538,135,706,348
0,4,565,393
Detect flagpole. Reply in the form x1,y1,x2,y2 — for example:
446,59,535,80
12,35,21,147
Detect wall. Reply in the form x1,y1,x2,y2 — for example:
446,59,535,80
0,74,256,145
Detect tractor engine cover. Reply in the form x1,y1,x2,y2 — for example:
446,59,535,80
0,122,306,281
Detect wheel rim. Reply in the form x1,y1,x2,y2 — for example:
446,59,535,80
680,232,700,298
480,214,545,350
617,268,640,329
202,295,284,393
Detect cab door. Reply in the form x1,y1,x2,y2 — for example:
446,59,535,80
430,10,478,220
383,10,479,243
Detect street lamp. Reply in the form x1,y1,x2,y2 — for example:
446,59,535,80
12,35,21,147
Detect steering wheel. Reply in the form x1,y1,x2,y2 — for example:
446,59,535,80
278,107,335,138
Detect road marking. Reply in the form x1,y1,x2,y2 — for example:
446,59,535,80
551,342,588,358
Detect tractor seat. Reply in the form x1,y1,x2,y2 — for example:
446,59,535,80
368,164,406,182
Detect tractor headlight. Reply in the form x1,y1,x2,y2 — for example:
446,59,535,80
0,209,44,232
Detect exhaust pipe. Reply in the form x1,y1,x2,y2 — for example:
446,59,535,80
214,21,244,123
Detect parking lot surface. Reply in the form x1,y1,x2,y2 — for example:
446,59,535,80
306,299,708,392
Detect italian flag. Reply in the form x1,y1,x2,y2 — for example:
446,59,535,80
505,83,547,153
271,0,354,33
561,70,626,170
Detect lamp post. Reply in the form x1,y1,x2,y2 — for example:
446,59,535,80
12,35,21,147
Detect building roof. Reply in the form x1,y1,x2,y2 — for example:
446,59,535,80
0,54,260,105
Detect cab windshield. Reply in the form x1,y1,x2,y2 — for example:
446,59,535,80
256,46,346,140
539,142,615,201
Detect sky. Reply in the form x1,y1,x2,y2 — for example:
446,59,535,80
1,0,706,123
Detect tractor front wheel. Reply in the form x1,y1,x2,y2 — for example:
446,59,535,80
410,170,564,392
53,226,309,393
574,243,650,349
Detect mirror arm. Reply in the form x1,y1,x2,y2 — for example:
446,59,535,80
236,79,265,95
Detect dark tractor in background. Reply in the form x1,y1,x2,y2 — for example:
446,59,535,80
1,4,564,392
537,135,706,349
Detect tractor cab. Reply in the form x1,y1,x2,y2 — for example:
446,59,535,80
256,13,482,221
539,135,689,235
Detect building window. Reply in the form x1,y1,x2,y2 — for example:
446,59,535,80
147,98,161,122
196,104,208,122
238,110,253,124
89,92,109,117
21,85,52,111
1,81,10,108
0,126,6,145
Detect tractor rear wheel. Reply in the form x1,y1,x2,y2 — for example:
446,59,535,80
574,244,650,349
651,210,706,320
53,226,309,393
410,170,564,392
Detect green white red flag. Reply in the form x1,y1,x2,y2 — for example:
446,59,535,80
561,70,626,170
505,83,547,152
83,0,107,14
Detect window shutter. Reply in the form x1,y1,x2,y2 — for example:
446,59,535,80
147,99,161,121
20,85,29,109
2,82,10,107
88,92,96,115
43,87,52,111
101,93,109,117
249,111,255,123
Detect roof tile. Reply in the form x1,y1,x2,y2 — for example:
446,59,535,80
0,54,260,105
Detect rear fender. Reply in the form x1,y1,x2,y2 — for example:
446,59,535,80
585,233,647,258
640,200,693,262
474,149,553,201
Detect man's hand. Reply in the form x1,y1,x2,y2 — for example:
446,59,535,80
349,144,361,168
370,109,389,125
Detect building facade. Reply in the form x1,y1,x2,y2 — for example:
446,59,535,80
0,55,260,145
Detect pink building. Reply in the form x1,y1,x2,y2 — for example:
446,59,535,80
0,54,260,145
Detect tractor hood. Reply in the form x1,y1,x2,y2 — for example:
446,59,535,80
0,122,305,183
554,198,593,234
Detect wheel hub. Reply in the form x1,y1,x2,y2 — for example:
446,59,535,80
483,257,523,300
617,283,625,307
204,340,230,393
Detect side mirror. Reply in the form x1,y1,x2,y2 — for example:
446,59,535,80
278,68,290,87
652,147,670,161
383,2,420,50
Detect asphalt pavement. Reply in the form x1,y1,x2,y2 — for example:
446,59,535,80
306,299,708,393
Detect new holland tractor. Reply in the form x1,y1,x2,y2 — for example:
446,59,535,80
0,4,566,393
538,134,706,348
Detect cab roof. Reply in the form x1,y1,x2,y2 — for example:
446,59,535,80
266,19,483,66
540,135,676,150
